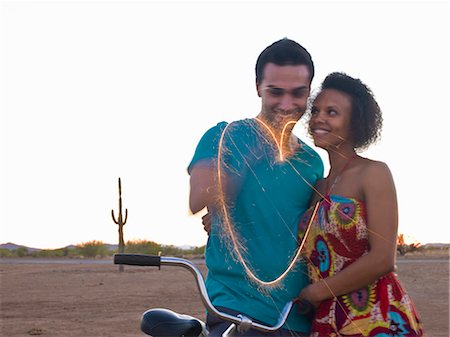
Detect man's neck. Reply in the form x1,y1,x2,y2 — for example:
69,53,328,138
254,115,300,159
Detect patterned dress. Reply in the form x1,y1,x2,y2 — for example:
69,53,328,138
298,195,424,337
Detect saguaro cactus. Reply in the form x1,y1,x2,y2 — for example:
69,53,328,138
112,177,128,272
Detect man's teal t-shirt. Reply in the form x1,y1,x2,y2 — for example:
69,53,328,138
188,119,323,333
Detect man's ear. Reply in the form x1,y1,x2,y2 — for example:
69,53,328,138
256,81,262,97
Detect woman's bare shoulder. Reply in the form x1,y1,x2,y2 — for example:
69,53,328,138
358,157,391,174
359,157,395,189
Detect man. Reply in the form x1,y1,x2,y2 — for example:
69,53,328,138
188,38,324,336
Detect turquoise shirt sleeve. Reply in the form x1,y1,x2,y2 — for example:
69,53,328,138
187,122,228,174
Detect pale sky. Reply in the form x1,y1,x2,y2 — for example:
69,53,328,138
1,0,449,249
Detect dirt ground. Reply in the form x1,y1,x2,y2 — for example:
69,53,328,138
1,253,448,337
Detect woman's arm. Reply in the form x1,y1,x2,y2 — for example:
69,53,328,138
298,161,398,307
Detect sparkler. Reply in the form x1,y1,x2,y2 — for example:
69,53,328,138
215,120,319,287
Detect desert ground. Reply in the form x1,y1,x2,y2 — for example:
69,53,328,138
1,252,448,337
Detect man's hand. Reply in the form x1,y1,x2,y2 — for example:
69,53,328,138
294,283,322,309
202,212,212,235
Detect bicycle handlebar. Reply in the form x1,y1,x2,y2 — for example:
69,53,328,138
114,253,295,333
114,253,161,266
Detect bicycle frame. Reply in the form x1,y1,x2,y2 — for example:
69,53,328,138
114,253,296,337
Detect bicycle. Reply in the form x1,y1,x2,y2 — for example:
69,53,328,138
114,253,313,337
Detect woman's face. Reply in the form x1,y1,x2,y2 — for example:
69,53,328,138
309,89,353,151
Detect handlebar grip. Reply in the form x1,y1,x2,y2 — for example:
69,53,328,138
114,253,161,267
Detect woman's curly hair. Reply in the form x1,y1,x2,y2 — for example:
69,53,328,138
317,72,383,150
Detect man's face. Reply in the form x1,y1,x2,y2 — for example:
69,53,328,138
257,63,311,129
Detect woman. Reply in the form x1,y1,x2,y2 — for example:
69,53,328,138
296,72,424,336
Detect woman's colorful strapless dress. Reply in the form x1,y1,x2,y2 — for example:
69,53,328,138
298,195,424,336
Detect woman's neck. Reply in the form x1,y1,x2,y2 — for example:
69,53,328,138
327,147,357,175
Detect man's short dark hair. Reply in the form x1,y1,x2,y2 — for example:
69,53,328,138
255,38,315,85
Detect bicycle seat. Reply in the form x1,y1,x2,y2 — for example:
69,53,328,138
141,308,204,337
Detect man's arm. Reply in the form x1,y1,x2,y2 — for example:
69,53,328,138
189,160,218,214
188,122,229,214
189,158,238,216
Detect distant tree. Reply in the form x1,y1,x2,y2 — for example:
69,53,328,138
124,240,205,258
31,247,72,258
397,234,421,255
125,240,161,254
0,248,13,257
189,245,206,256
161,245,184,256
15,247,28,257
76,240,108,258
